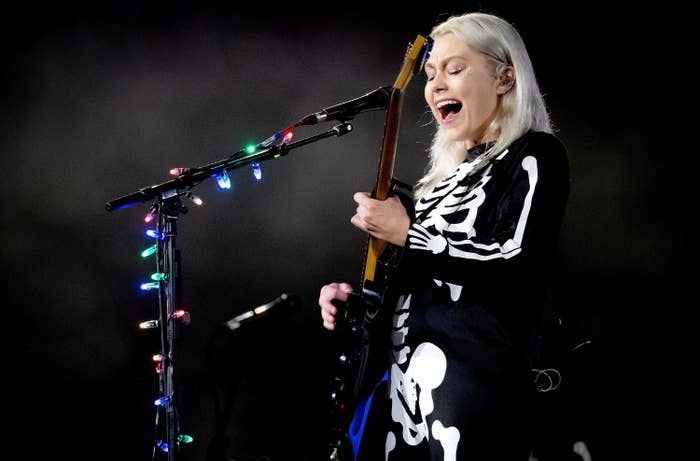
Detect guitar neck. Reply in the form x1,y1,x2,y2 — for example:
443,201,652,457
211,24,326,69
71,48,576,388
360,89,404,287
374,89,405,201
359,35,430,291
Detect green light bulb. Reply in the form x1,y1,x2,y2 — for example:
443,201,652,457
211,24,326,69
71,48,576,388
140,244,157,258
177,434,194,443
151,272,166,281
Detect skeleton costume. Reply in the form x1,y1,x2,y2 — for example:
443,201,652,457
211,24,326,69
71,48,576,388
355,130,569,461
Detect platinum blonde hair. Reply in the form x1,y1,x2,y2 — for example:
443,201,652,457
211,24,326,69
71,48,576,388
414,12,552,200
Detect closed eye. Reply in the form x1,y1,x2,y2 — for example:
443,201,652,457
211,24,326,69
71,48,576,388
425,67,463,81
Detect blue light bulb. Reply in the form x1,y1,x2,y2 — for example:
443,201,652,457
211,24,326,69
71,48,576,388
252,162,262,181
140,282,160,291
216,170,231,190
156,440,169,452
154,395,172,406
145,229,164,239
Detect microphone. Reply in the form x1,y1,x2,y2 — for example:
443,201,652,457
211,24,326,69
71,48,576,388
223,293,301,331
300,86,392,125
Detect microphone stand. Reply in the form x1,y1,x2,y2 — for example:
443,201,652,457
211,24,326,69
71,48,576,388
106,122,354,461
105,122,353,212
155,192,184,460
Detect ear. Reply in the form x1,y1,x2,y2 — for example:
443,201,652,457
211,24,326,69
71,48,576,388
496,66,515,95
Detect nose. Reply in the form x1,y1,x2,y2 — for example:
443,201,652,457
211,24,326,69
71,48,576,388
427,72,446,93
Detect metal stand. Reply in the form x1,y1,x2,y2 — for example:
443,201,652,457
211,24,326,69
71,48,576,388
106,122,354,461
153,192,185,460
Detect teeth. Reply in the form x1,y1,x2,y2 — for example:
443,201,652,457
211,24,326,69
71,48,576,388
436,99,460,108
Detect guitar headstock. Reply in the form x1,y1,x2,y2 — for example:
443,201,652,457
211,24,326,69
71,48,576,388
393,35,433,91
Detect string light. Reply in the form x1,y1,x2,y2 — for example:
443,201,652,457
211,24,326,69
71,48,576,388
156,440,169,452
145,229,164,239
140,244,157,258
170,309,191,325
144,204,158,223
154,395,172,406
140,282,160,291
257,125,295,149
150,272,167,281
139,320,159,329
252,162,262,181
186,192,203,206
155,435,193,452
169,167,188,176
215,169,231,190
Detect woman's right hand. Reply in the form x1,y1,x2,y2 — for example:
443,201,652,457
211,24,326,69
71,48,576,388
318,282,354,331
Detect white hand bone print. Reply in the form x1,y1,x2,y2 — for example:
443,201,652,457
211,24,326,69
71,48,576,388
408,224,447,254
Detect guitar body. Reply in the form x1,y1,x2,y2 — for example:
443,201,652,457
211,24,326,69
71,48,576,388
327,247,400,460
326,35,432,460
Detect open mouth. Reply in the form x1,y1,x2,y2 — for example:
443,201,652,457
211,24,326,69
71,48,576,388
436,100,463,120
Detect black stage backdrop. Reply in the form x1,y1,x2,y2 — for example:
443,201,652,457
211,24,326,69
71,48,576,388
1,2,680,461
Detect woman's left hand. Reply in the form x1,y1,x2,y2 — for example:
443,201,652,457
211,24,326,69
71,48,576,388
350,192,410,247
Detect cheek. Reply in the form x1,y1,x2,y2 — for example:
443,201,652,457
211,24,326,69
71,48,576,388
463,80,498,112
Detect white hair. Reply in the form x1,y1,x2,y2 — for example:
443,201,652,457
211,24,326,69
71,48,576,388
414,12,552,200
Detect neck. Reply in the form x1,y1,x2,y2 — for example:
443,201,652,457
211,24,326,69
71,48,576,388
465,135,496,150
464,125,499,150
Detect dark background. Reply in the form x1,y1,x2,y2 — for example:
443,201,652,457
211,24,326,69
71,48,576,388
1,2,678,460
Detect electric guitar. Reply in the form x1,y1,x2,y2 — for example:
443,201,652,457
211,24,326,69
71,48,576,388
327,34,432,460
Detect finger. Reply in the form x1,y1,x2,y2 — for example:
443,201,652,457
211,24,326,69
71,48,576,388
325,289,350,311
318,284,333,305
321,308,337,322
319,301,337,317
321,309,336,330
325,303,337,316
320,299,337,316
351,214,366,232
320,282,343,300
353,191,372,204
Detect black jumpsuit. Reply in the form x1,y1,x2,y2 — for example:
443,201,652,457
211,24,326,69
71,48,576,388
355,130,569,461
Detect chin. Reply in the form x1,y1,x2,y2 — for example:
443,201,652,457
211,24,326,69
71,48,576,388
439,127,469,145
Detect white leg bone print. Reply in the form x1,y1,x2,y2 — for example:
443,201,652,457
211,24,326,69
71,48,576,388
432,420,460,461
386,295,460,460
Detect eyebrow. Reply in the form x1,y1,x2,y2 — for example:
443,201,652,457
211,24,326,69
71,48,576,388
424,55,468,70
